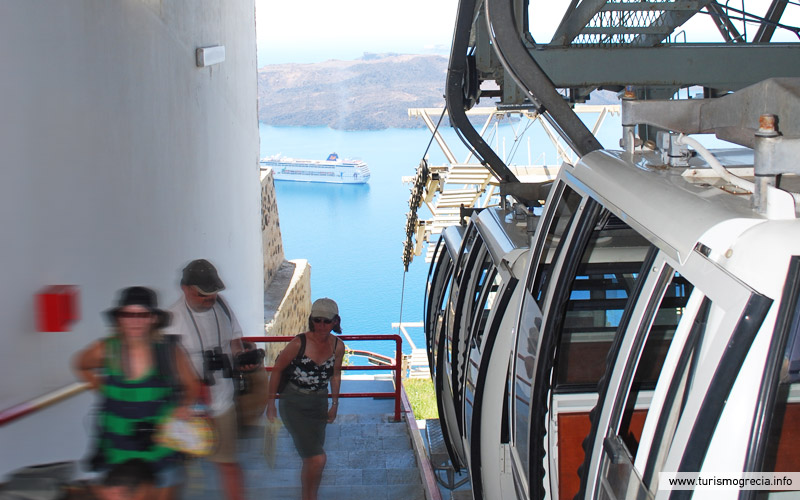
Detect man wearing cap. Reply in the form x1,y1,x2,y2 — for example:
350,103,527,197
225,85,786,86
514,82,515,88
164,259,249,500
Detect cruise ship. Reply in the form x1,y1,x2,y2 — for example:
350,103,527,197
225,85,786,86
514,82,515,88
260,153,370,184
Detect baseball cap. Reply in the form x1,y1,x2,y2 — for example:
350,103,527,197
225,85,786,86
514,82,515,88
181,259,225,295
310,298,338,320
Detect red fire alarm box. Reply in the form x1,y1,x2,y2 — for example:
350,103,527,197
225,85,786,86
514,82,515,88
36,285,80,332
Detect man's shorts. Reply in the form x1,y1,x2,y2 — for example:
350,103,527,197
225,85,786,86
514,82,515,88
208,405,237,463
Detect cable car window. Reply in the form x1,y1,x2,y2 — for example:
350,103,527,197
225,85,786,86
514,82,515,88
641,296,712,487
427,239,455,367
473,270,502,350
511,185,589,494
527,186,582,304
616,270,694,456
427,238,453,333
447,225,480,368
751,256,800,498
432,260,454,371
464,267,501,439
470,251,494,328
554,216,653,392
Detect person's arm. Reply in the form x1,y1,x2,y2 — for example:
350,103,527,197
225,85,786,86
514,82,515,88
172,343,201,418
265,337,302,421
327,339,346,423
73,340,105,391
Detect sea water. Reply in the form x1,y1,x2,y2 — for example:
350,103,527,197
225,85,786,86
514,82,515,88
259,114,622,359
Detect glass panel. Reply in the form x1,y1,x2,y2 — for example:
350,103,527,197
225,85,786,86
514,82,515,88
512,185,583,483
553,218,653,392
598,435,654,500
427,242,454,372
468,251,494,336
527,186,583,303
617,271,694,457
473,271,502,350
464,268,501,441
513,289,538,485
755,260,800,499
642,297,712,488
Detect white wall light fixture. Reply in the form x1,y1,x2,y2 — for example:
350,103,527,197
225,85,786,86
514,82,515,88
196,45,226,67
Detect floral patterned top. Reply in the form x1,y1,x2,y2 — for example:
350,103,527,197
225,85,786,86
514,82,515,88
288,336,339,392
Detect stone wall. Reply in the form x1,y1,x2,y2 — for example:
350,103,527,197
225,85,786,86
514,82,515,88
260,169,311,365
263,259,312,365
261,168,285,289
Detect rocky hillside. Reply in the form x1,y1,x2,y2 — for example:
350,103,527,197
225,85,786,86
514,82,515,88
257,53,620,130
257,54,448,130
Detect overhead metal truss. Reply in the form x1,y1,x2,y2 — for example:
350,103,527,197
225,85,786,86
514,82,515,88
444,0,800,184
401,105,619,266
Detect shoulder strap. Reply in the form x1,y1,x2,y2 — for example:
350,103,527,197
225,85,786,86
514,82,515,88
296,333,306,360
155,335,179,384
215,296,232,323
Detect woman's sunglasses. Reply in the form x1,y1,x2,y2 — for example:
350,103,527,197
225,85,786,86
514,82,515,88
312,317,333,324
118,311,152,319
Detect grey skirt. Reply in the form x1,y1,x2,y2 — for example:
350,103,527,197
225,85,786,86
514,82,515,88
278,382,328,458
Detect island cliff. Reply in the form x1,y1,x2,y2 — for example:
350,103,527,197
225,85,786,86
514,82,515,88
257,54,447,130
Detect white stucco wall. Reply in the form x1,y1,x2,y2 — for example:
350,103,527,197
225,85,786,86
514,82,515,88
0,1,262,475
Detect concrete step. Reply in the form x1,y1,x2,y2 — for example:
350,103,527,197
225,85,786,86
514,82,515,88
182,413,425,499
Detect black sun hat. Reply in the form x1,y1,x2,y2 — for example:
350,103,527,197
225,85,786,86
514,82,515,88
105,286,171,329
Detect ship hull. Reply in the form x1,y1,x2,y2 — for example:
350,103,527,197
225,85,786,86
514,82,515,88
260,155,370,185
272,171,369,184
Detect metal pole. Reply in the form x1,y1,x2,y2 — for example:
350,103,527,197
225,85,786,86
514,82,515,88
394,335,402,422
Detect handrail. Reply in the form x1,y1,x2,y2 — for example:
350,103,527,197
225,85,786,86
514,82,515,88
1,334,404,427
244,334,404,422
392,321,423,351
348,349,394,366
0,381,89,427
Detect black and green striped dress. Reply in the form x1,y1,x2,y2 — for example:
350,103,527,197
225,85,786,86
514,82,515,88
91,336,179,470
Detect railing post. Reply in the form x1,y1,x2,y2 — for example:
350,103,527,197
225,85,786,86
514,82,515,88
395,334,402,422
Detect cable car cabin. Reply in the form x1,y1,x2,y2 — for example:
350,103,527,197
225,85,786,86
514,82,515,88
425,224,467,468
498,147,799,500
428,138,800,500
424,206,533,483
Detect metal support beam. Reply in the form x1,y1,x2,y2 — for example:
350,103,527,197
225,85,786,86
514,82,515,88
754,0,789,43
446,0,520,184
530,44,800,91
706,1,744,42
550,0,606,46
632,1,712,46
485,0,603,157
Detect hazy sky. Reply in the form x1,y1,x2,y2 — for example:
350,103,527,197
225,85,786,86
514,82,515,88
255,0,799,66
255,0,459,65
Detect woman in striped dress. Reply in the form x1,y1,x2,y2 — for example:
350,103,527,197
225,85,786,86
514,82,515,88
74,286,200,500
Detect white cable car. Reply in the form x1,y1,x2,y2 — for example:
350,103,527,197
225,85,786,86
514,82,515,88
425,78,800,500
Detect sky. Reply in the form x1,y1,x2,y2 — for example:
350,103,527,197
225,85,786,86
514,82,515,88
255,0,799,66
255,0,459,65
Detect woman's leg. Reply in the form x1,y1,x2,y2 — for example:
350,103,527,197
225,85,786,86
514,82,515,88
300,453,326,500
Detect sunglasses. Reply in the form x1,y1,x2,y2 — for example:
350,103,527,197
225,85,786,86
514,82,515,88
118,311,152,319
312,317,333,324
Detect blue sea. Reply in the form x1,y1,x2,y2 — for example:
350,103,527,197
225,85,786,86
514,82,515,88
259,115,622,359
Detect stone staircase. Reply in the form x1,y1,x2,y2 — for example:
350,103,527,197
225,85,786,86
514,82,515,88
183,379,426,500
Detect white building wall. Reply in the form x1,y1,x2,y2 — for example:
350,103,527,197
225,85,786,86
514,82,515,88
0,1,262,475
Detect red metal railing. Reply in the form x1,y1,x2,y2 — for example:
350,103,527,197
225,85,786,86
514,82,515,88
244,334,403,422
0,334,403,427
0,382,89,427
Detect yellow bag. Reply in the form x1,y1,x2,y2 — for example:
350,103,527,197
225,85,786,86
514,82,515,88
156,413,216,457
